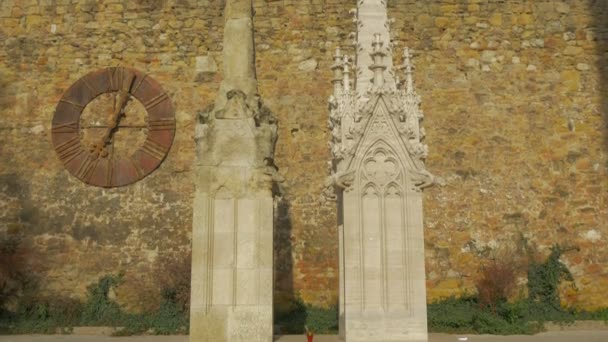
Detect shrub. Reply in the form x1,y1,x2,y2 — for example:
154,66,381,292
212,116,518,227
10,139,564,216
17,296,82,326
1,271,190,336
427,295,478,333
143,296,189,335
0,235,33,311
428,295,540,335
275,299,307,334
428,243,583,334
304,304,339,334
475,258,517,312
80,274,123,326
11,295,83,334
274,298,338,334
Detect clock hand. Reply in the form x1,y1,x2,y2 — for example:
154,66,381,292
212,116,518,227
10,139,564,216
91,72,136,158
101,89,131,144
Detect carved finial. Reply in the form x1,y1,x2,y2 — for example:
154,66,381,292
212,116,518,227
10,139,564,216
384,18,394,30
331,47,344,97
348,32,358,49
369,33,387,89
373,32,381,47
401,47,415,94
342,55,352,93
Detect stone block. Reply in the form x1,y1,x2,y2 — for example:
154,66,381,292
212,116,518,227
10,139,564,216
194,55,218,83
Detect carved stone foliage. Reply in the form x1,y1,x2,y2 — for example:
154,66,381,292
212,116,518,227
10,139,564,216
195,88,278,172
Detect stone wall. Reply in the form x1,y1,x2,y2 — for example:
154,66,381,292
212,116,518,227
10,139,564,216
0,0,226,312
0,0,606,312
388,0,608,310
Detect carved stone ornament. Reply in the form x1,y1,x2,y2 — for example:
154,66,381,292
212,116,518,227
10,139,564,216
329,3,440,341
51,67,175,187
190,2,278,341
324,41,442,199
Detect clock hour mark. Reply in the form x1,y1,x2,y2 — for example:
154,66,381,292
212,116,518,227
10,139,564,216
112,67,135,93
75,154,98,182
116,68,123,90
140,139,167,160
148,118,176,131
143,92,169,110
81,77,96,95
130,157,145,178
107,68,115,92
59,99,85,109
52,121,78,134
131,74,148,95
55,136,83,163
105,160,114,187
123,71,136,93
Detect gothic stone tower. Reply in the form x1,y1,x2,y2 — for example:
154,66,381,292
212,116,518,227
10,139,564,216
327,1,441,341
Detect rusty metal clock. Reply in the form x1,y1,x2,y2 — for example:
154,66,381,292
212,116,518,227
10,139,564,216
51,67,175,187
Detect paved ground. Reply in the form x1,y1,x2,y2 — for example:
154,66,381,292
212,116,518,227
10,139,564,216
2,331,608,342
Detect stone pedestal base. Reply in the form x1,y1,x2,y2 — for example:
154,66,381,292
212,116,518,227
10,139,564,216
343,311,427,342
190,306,272,342
340,188,428,342
190,192,273,342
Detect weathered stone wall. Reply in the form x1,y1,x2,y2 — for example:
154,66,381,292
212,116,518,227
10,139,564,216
0,0,226,312
253,0,353,309
388,0,608,310
0,0,606,313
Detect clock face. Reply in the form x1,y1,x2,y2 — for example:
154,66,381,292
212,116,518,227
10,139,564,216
51,67,175,188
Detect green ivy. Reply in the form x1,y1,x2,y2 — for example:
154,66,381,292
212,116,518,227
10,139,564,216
527,245,578,323
427,296,542,335
0,243,604,336
428,244,581,334
115,292,189,336
80,274,124,326
0,274,188,335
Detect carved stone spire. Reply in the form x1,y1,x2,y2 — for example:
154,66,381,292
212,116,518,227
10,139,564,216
354,0,395,97
195,0,278,170
222,0,257,96
327,2,440,342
